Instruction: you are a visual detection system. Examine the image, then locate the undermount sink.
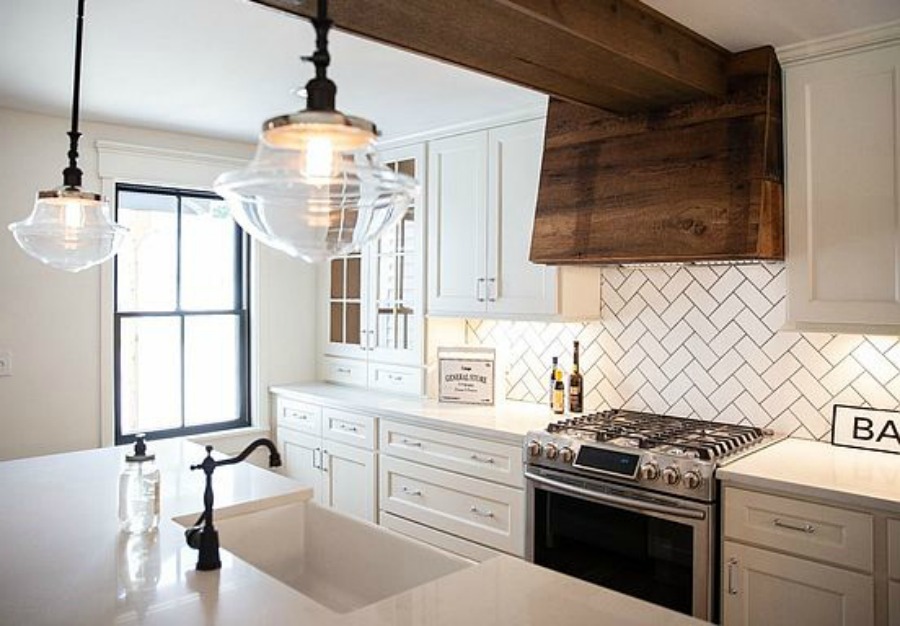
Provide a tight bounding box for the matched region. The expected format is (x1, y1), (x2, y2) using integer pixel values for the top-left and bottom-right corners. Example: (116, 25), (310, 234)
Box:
(177, 502), (471, 614)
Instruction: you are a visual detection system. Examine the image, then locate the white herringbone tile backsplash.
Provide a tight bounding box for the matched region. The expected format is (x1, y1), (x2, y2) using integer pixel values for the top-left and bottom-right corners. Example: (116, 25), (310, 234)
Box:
(466, 264), (900, 440)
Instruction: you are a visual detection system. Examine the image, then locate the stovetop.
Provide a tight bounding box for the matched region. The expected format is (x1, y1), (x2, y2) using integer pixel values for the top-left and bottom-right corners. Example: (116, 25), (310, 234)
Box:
(545, 410), (767, 461)
(525, 409), (777, 502)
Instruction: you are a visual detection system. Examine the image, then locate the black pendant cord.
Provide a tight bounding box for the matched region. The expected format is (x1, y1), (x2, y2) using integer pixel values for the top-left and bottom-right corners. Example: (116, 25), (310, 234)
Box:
(303, 0), (336, 112)
(62, 0), (86, 189)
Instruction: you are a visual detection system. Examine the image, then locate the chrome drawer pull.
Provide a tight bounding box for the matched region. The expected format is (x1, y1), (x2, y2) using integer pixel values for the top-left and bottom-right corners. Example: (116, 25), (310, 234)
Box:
(338, 423), (359, 433)
(387, 374), (404, 382)
(773, 518), (815, 534)
(469, 505), (494, 518)
(288, 411), (308, 421)
(401, 486), (422, 497)
(337, 367), (352, 374)
(470, 453), (495, 464)
(400, 439), (423, 448)
(727, 558), (739, 595)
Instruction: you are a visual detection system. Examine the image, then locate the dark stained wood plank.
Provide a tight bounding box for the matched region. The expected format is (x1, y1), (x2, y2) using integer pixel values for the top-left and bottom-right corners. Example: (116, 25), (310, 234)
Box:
(251, 0), (729, 113)
(530, 47), (784, 264)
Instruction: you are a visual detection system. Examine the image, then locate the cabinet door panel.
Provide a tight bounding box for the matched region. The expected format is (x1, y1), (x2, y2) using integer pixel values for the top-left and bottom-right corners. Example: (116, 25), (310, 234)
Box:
(786, 44), (900, 329)
(427, 132), (488, 315)
(722, 541), (873, 626)
(322, 440), (377, 523)
(276, 428), (323, 505)
(487, 119), (558, 316)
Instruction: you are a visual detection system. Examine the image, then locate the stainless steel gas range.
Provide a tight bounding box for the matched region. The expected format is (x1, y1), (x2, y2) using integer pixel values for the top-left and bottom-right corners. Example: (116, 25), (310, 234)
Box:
(524, 410), (779, 621)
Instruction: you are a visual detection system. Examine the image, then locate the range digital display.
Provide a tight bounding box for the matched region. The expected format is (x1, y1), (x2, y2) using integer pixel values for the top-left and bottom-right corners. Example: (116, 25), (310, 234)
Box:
(574, 447), (640, 478)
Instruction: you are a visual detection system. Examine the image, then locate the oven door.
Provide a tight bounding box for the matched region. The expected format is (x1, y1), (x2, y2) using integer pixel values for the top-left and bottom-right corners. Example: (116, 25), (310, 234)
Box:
(525, 467), (715, 621)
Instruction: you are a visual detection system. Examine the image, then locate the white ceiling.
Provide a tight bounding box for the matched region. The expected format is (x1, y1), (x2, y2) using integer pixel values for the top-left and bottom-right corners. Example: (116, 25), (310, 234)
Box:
(1, 0), (898, 145)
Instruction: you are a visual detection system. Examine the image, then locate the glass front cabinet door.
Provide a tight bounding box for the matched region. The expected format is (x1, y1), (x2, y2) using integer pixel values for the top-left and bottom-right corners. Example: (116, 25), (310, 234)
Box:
(321, 144), (425, 373)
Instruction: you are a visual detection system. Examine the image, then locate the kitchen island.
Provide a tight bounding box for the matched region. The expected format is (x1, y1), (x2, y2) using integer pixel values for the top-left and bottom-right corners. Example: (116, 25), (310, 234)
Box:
(0, 438), (709, 625)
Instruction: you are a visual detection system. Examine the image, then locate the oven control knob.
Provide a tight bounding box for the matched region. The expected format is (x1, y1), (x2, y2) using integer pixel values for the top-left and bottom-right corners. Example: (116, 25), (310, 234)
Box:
(545, 443), (559, 460)
(683, 470), (702, 490)
(662, 466), (681, 486)
(559, 447), (575, 464)
(527, 441), (543, 457)
(639, 462), (660, 481)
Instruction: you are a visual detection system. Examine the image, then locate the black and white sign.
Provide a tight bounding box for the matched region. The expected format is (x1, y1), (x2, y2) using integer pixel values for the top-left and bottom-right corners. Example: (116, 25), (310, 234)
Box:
(438, 347), (495, 405)
(831, 404), (900, 455)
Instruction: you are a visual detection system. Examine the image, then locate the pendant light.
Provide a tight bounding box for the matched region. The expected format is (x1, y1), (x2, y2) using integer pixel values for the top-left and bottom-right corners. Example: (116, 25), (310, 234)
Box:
(214, 0), (417, 263)
(8, 0), (127, 273)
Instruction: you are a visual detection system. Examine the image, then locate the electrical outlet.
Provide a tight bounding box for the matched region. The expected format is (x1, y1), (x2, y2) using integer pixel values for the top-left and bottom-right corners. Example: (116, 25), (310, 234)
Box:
(0, 351), (12, 377)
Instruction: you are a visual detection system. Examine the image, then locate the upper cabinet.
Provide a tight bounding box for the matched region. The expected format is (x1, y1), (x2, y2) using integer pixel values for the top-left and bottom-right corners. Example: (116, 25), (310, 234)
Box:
(785, 39), (900, 333)
(319, 144), (426, 394)
(427, 118), (601, 320)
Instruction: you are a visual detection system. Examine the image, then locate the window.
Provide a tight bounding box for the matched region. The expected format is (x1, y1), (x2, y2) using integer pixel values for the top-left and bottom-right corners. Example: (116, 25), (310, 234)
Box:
(114, 184), (249, 444)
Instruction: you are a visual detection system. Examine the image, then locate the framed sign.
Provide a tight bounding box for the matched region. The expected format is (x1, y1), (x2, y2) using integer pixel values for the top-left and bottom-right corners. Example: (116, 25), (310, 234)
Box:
(831, 404), (900, 455)
(438, 347), (495, 405)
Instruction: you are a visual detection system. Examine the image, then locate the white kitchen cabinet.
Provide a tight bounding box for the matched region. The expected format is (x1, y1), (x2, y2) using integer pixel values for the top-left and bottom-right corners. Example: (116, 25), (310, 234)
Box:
(785, 41), (900, 333)
(378, 419), (527, 558)
(722, 541), (874, 626)
(275, 398), (378, 523)
(319, 143), (426, 394)
(721, 486), (877, 626)
(427, 118), (601, 320)
(321, 439), (377, 522)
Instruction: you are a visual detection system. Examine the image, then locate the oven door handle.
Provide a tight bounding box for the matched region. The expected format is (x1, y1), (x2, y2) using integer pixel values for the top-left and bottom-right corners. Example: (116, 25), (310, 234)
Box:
(524, 471), (707, 521)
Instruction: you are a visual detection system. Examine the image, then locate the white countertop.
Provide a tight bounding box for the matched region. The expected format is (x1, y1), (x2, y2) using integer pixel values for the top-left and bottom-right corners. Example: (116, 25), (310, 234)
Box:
(271, 382), (554, 444)
(0, 437), (711, 626)
(717, 438), (900, 513)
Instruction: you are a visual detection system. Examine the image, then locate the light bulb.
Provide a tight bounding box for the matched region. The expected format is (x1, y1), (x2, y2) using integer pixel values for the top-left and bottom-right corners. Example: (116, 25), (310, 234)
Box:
(305, 136), (334, 180)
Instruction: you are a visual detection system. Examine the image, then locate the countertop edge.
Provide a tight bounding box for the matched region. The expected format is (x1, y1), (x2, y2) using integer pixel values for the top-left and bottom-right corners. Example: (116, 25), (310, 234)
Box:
(269, 383), (541, 445)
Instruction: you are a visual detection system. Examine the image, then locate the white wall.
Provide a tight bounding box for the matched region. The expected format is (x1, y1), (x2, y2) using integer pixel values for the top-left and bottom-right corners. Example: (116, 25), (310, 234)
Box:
(0, 107), (318, 460)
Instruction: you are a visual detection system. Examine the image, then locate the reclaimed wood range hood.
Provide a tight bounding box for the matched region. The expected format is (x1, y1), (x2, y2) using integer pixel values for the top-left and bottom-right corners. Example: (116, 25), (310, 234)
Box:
(253, 0), (784, 264)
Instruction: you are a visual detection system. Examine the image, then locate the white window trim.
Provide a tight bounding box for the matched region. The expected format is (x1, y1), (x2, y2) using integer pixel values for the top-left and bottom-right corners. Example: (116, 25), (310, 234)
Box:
(95, 141), (257, 447)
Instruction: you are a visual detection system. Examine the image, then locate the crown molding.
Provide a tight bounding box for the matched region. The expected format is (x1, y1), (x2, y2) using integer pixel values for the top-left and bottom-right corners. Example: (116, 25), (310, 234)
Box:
(777, 19), (900, 66)
(378, 103), (548, 150)
(95, 140), (249, 190)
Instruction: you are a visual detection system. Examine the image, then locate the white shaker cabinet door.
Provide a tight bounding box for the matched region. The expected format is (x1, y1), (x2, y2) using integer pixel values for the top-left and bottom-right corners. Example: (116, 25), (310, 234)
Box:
(427, 131), (489, 315)
(321, 440), (377, 523)
(277, 427), (324, 506)
(785, 43), (900, 332)
(486, 119), (558, 317)
(722, 541), (874, 626)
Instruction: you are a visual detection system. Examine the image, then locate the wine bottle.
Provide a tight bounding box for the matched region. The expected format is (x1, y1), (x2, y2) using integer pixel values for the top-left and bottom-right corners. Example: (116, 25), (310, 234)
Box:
(569, 341), (583, 413)
(552, 369), (565, 414)
(549, 356), (559, 408)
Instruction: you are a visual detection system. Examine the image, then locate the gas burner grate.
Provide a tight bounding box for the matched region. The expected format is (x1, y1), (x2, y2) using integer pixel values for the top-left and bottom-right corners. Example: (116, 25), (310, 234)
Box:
(545, 410), (766, 460)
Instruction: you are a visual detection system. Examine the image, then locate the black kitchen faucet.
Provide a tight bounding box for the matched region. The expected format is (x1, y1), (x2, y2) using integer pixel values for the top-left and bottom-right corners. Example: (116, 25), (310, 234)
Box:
(184, 438), (282, 571)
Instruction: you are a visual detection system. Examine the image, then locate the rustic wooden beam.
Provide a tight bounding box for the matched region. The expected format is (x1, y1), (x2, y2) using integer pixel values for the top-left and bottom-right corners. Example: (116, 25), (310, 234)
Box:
(251, 0), (729, 113)
(530, 47), (784, 264)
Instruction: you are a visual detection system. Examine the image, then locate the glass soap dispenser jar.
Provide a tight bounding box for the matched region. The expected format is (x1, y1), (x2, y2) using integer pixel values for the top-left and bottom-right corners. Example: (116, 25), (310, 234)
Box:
(118, 434), (160, 534)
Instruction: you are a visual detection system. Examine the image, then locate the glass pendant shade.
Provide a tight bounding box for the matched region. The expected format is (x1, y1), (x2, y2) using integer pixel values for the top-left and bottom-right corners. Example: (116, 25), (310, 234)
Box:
(215, 111), (418, 263)
(9, 187), (127, 272)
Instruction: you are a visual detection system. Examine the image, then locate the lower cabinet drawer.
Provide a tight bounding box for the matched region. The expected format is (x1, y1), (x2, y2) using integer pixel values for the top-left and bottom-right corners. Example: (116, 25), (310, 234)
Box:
(379, 511), (502, 564)
(380, 420), (524, 488)
(276, 397), (322, 436)
(323, 407), (376, 450)
(724, 487), (873, 572)
(321, 356), (367, 387)
(368, 363), (423, 396)
(379, 456), (525, 556)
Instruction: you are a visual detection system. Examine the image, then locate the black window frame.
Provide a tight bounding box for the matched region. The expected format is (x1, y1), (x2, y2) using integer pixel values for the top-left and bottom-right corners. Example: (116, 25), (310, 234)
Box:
(113, 183), (251, 445)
